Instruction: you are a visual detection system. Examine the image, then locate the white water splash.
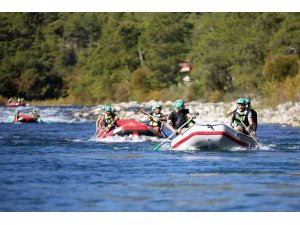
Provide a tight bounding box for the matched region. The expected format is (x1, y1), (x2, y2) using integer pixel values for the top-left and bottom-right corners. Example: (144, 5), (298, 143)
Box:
(94, 135), (162, 143)
(181, 155), (223, 161)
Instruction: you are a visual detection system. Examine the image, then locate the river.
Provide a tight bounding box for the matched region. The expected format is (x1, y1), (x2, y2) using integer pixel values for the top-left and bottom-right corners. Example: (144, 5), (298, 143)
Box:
(0, 106), (300, 211)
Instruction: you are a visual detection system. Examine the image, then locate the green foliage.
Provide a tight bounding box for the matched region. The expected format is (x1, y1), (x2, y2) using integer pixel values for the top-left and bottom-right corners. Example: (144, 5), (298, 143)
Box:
(0, 12), (299, 104)
(129, 67), (151, 101)
(140, 13), (193, 89)
(263, 54), (299, 81)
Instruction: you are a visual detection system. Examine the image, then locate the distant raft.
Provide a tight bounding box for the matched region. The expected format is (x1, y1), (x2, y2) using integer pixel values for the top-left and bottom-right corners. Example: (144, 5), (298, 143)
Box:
(6, 102), (27, 107)
(170, 123), (258, 150)
(13, 115), (39, 123)
(97, 119), (159, 138)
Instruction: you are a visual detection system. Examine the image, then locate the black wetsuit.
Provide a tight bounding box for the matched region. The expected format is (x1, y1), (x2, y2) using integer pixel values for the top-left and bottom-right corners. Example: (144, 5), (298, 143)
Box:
(168, 109), (190, 129)
(249, 108), (258, 131)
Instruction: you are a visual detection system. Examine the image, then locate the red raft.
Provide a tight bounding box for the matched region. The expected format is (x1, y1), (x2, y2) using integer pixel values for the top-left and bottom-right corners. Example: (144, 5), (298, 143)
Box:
(14, 115), (38, 123)
(6, 102), (27, 107)
(97, 119), (159, 138)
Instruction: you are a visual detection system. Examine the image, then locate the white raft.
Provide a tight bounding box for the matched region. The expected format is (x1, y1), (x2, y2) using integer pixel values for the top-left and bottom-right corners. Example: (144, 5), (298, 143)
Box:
(170, 123), (258, 150)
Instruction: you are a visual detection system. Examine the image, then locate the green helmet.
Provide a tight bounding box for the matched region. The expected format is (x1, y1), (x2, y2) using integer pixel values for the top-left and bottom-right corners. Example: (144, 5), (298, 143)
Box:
(152, 103), (162, 111)
(244, 98), (251, 104)
(104, 105), (112, 112)
(174, 99), (185, 110)
(237, 98), (246, 104)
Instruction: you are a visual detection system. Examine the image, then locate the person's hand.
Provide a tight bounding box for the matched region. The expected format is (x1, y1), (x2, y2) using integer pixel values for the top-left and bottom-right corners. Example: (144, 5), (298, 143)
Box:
(176, 128), (182, 135)
(245, 127), (251, 133)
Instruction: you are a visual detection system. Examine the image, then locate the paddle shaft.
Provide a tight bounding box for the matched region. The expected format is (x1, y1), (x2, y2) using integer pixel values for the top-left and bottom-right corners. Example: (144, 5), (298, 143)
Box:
(239, 119), (262, 146)
(141, 110), (166, 125)
(152, 117), (194, 150)
(95, 126), (111, 138)
(93, 127), (101, 138)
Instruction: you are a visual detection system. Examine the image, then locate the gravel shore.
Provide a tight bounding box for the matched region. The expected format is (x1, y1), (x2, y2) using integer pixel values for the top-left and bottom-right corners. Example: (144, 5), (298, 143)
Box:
(74, 101), (300, 127)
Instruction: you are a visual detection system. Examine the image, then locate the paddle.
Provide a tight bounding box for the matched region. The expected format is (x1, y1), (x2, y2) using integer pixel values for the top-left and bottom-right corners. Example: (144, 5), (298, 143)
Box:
(140, 109), (166, 123)
(92, 127), (101, 139)
(151, 117), (195, 151)
(95, 126), (110, 138)
(82, 127), (101, 141)
(239, 119), (262, 147)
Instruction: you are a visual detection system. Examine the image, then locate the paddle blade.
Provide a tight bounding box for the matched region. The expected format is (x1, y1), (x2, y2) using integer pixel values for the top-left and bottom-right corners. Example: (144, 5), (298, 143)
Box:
(151, 144), (161, 151)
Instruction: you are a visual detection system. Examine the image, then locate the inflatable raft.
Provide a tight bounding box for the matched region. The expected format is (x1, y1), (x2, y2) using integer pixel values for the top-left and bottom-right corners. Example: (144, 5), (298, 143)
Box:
(6, 102), (27, 107)
(14, 115), (38, 123)
(170, 123), (258, 150)
(97, 119), (158, 138)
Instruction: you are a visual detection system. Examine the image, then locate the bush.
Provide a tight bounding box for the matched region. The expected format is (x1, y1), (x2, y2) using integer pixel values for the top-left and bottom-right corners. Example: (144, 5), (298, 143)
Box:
(263, 54), (299, 81)
(281, 72), (300, 101)
(113, 84), (129, 102)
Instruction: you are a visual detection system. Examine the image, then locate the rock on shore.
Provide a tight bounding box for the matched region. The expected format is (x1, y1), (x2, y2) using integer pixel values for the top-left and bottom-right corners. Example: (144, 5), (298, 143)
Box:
(73, 101), (300, 127)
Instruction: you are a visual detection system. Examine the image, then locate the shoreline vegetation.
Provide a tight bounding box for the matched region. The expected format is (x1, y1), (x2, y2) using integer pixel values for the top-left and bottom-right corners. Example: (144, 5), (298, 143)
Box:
(0, 13), (299, 106)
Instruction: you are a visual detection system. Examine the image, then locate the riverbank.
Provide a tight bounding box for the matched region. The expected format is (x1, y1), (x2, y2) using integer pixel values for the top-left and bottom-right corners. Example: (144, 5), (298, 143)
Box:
(74, 101), (300, 127)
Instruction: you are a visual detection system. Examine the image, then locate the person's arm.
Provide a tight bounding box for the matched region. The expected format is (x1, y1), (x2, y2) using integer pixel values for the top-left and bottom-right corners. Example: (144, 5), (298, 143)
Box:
(247, 117), (254, 131)
(114, 115), (119, 122)
(186, 109), (198, 119)
(166, 112), (176, 133)
(96, 116), (104, 129)
(246, 111), (254, 132)
(166, 119), (176, 133)
(159, 115), (167, 121)
(226, 105), (237, 117)
(140, 108), (148, 115)
(140, 109), (152, 122)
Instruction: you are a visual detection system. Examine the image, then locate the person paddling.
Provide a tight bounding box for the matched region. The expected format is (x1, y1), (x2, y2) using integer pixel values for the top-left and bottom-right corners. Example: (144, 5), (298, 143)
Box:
(95, 105), (106, 132)
(231, 98), (255, 135)
(96, 105), (119, 135)
(244, 98), (258, 136)
(166, 99), (199, 135)
(140, 103), (167, 137)
(13, 109), (20, 122)
(31, 109), (41, 120)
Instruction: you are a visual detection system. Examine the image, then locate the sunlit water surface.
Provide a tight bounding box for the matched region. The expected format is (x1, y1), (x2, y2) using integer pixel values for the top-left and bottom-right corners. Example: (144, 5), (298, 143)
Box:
(0, 106), (300, 211)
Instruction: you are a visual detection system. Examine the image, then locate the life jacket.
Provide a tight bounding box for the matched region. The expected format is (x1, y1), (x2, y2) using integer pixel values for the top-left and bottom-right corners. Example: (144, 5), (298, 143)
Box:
(233, 109), (249, 127)
(104, 114), (116, 128)
(149, 112), (163, 127)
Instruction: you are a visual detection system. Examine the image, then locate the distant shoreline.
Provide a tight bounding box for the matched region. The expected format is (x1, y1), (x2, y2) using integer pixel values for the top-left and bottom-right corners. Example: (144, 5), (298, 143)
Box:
(72, 100), (300, 128)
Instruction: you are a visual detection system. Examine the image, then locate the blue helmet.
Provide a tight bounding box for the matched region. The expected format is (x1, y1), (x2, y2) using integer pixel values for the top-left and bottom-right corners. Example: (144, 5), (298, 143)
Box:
(237, 98), (246, 104)
(104, 105), (112, 112)
(152, 103), (162, 111)
(244, 98), (251, 104)
(174, 99), (185, 110)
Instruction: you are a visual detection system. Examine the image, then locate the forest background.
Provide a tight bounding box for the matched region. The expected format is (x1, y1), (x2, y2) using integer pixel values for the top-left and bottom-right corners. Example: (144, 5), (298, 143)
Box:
(0, 12), (299, 106)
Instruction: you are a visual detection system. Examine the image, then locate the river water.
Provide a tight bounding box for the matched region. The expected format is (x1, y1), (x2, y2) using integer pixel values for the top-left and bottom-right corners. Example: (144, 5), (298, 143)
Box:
(0, 106), (300, 211)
